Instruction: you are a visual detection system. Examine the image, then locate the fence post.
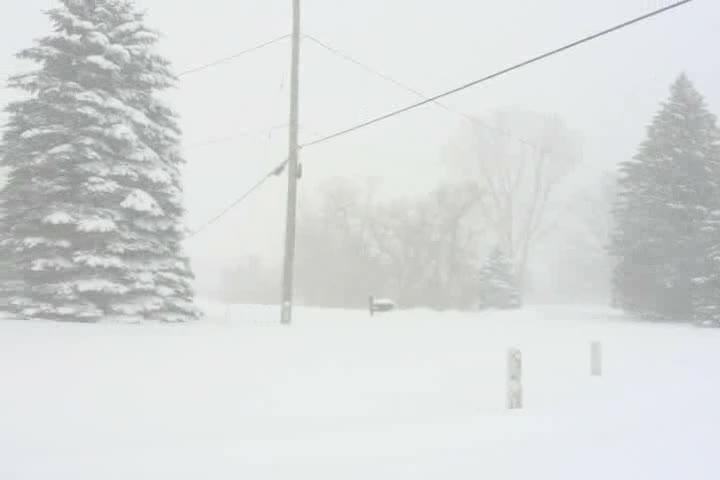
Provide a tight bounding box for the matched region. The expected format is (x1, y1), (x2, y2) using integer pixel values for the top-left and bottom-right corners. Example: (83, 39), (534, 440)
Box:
(591, 341), (602, 376)
(507, 348), (523, 409)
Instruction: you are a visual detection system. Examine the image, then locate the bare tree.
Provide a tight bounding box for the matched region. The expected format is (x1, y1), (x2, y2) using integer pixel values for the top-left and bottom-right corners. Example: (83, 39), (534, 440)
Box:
(295, 178), (384, 308)
(292, 179), (483, 310)
(367, 183), (481, 309)
(450, 110), (581, 287)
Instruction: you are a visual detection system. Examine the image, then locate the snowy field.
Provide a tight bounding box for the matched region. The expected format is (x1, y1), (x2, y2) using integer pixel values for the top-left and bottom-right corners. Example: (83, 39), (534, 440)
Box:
(1, 304), (719, 479)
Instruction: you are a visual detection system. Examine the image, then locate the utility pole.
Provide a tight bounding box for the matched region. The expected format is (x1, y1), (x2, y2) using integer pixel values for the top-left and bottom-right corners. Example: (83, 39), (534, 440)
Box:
(280, 0), (302, 325)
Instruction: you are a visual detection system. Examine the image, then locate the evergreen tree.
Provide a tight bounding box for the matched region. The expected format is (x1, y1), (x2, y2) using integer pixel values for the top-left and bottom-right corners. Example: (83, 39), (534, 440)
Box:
(0, 0), (198, 322)
(694, 193), (720, 327)
(694, 222), (720, 326)
(478, 247), (521, 310)
(611, 74), (720, 321)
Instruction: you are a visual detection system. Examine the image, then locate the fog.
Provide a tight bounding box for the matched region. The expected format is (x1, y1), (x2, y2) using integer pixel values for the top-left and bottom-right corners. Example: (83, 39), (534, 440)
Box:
(1, 0), (718, 306)
(3, 1), (720, 475)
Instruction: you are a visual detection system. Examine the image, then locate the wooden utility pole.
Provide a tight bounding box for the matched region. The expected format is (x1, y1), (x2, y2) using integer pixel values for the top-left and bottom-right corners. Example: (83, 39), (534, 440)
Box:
(280, 0), (302, 325)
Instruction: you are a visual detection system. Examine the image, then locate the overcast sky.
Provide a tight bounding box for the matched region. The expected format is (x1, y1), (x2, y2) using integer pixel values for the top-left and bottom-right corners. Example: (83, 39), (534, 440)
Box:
(1, 0), (718, 292)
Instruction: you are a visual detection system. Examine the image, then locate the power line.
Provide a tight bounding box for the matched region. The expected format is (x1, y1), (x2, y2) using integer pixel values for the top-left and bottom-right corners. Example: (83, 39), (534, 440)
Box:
(185, 123), (289, 151)
(185, 71), (291, 151)
(185, 0), (693, 241)
(303, 34), (539, 149)
(304, 35), (432, 106)
(186, 158), (287, 240)
(1, 36), (289, 81)
(301, 0), (694, 149)
(177, 34), (290, 77)
(183, 124), (323, 153)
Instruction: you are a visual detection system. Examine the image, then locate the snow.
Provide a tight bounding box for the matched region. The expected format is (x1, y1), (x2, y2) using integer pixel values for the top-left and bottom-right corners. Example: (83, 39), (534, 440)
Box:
(27, 45), (61, 59)
(42, 212), (73, 225)
(105, 44), (131, 63)
(129, 146), (161, 163)
(143, 167), (172, 185)
(110, 297), (162, 316)
(134, 217), (173, 231)
(107, 123), (137, 144)
(121, 189), (163, 216)
(0, 304), (718, 479)
(85, 55), (120, 72)
(68, 33), (85, 45)
(72, 90), (105, 105)
(114, 21), (144, 37)
(84, 32), (110, 49)
(20, 237), (71, 250)
(156, 285), (175, 296)
(63, 15), (95, 33)
(21, 127), (62, 140)
(101, 96), (153, 128)
(74, 279), (130, 295)
(85, 177), (120, 194)
(129, 31), (160, 43)
(47, 144), (74, 155)
(137, 72), (172, 88)
(72, 253), (124, 269)
(30, 258), (73, 271)
(76, 217), (117, 233)
(110, 164), (140, 179)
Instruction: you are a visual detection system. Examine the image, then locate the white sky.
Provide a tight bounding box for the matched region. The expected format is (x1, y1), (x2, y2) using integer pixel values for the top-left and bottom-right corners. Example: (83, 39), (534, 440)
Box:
(1, 0), (718, 292)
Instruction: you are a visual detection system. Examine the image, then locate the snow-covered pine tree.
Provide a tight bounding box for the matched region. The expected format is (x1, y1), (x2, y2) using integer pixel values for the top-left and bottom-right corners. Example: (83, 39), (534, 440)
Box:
(0, 0), (198, 322)
(611, 74), (720, 322)
(478, 247), (521, 310)
(695, 212), (720, 327)
(693, 141), (720, 326)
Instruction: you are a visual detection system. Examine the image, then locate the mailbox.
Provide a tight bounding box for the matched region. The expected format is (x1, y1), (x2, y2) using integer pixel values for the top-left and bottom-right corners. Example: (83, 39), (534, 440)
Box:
(369, 296), (396, 316)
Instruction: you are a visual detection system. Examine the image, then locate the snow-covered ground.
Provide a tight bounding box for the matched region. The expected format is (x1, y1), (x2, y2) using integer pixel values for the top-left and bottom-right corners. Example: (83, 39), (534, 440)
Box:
(1, 304), (719, 479)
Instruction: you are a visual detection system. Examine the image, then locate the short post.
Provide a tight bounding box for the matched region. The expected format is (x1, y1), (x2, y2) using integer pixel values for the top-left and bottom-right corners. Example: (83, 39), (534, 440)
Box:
(591, 341), (602, 376)
(507, 348), (523, 410)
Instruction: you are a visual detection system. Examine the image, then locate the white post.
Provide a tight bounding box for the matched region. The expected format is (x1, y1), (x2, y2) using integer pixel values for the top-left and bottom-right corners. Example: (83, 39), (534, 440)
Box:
(507, 348), (523, 409)
(591, 341), (602, 376)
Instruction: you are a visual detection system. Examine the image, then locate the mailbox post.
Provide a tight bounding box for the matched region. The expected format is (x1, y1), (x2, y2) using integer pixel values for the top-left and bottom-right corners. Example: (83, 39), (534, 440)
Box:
(369, 296), (396, 316)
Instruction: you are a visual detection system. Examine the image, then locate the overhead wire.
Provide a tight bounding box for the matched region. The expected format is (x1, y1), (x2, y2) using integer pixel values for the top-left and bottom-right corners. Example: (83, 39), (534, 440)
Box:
(186, 157), (288, 240)
(301, 0), (694, 149)
(303, 34), (539, 149)
(185, 123), (289, 151)
(185, 0), (695, 239)
(177, 34), (291, 77)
